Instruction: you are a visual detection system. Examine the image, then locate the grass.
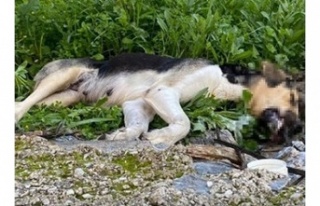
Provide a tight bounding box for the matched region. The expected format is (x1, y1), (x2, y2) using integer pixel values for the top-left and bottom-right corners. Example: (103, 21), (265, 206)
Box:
(15, 0), (305, 148)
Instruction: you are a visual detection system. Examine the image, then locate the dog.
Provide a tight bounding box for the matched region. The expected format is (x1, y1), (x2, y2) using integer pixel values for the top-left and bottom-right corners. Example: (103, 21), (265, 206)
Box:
(15, 53), (303, 150)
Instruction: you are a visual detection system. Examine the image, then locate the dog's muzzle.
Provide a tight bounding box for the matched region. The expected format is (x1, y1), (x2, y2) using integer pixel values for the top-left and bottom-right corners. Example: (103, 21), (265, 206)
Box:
(261, 108), (283, 133)
(260, 108), (301, 143)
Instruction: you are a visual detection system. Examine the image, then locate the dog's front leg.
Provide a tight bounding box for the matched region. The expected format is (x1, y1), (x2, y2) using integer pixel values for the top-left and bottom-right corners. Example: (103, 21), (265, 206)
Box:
(143, 86), (190, 150)
(104, 98), (155, 141)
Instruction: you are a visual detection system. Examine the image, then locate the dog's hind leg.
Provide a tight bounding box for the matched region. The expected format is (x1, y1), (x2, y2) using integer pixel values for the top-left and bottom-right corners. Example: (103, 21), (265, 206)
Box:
(104, 98), (155, 141)
(143, 86), (190, 151)
(37, 89), (84, 106)
(15, 67), (84, 123)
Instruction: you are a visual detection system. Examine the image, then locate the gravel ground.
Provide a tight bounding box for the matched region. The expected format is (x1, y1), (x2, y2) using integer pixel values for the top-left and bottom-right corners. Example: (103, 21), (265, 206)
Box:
(15, 135), (305, 206)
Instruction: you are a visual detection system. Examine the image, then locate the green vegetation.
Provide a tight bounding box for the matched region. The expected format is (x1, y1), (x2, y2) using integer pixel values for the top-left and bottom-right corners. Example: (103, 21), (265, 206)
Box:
(15, 0), (305, 148)
(16, 100), (123, 140)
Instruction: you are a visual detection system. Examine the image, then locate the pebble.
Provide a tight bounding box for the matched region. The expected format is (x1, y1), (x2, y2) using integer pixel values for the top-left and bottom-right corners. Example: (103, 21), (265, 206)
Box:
(206, 181), (213, 188)
(41, 197), (50, 205)
(224, 189), (233, 198)
(64, 200), (74, 206)
(74, 168), (85, 178)
(82, 193), (93, 199)
(66, 189), (75, 195)
(47, 186), (57, 194)
(290, 192), (302, 200)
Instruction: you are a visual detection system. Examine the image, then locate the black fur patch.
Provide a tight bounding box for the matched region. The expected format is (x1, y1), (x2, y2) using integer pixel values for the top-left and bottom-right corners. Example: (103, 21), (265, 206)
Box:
(263, 71), (292, 88)
(220, 63), (260, 85)
(264, 78), (283, 87)
(68, 58), (106, 69)
(98, 53), (186, 77)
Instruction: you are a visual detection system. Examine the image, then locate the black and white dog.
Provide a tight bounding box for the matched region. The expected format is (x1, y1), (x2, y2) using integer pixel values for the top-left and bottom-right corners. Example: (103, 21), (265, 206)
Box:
(15, 53), (302, 149)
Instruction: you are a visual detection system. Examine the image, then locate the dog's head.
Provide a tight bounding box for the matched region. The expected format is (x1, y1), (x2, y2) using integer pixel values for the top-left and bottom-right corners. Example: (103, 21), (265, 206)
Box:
(248, 61), (304, 144)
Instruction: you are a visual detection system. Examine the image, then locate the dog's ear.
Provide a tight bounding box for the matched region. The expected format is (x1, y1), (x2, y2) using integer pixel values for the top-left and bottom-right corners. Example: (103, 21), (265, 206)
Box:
(261, 61), (289, 87)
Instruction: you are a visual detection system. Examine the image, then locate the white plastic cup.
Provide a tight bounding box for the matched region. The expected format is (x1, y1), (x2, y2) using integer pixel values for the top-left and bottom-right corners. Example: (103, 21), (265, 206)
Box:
(247, 159), (288, 176)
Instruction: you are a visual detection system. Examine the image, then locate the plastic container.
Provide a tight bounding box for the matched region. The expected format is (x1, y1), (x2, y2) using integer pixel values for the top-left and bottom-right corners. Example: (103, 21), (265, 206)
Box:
(247, 159), (288, 176)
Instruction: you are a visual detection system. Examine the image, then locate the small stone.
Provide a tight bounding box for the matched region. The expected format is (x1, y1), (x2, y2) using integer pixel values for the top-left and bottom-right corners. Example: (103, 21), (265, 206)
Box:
(100, 189), (109, 195)
(82, 193), (93, 199)
(292, 141), (305, 151)
(149, 187), (168, 205)
(207, 181), (213, 188)
(181, 155), (191, 163)
(132, 179), (140, 187)
(24, 183), (31, 189)
(64, 200), (74, 206)
(122, 184), (130, 189)
(118, 176), (127, 181)
(66, 189), (75, 195)
(290, 192), (302, 200)
(30, 196), (41, 204)
(173, 155), (180, 160)
(224, 189), (233, 198)
(47, 186), (57, 194)
(41, 197), (50, 205)
(215, 193), (224, 198)
(74, 168), (85, 178)
(75, 187), (83, 195)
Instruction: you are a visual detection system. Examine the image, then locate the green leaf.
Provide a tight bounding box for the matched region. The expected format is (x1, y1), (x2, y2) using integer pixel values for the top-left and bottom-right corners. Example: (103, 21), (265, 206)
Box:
(266, 43), (276, 54)
(231, 50), (253, 61)
(242, 90), (252, 103)
(261, 11), (270, 20)
(192, 122), (207, 132)
(243, 139), (259, 151)
(91, 54), (105, 61)
(94, 97), (108, 107)
(156, 17), (168, 32)
(69, 118), (116, 128)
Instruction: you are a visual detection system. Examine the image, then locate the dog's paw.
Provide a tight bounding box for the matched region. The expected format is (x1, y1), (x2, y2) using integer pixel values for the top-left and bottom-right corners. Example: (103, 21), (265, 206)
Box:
(143, 133), (174, 151)
(99, 128), (141, 141)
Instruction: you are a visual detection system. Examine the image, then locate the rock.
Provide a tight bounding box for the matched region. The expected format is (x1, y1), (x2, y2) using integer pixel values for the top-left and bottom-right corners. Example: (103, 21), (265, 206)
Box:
(30, 196), (41, 205)
(148, 187), (168, 205)
(82, 193), (93, 199)
(292, 141), (305, 151)
(100, 189), (109, 195)
(268, 177), (291, 192)
(75, 187), (83, 195)
(47, 186), (57, 194)
(290, 192), (303, 200)
(224, 189), (233, 198)
(40, 197), (50, 205)
(275, 146), (305, 170)
(66, 189), (75, 195)
(173, 175), (209, 194)
(64, 200), (74, 205)
(74, 168), (85, 178)
(193, 161), (233, 175)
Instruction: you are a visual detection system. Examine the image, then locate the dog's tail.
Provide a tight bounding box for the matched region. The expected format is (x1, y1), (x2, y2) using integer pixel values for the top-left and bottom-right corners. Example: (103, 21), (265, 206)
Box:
(34, 58), (105, 84)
